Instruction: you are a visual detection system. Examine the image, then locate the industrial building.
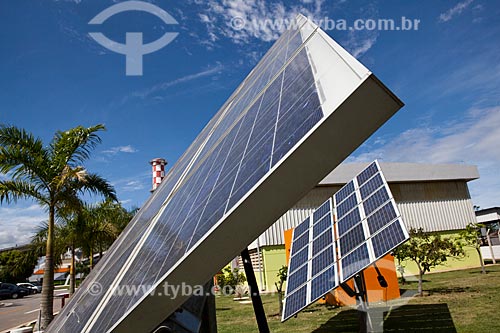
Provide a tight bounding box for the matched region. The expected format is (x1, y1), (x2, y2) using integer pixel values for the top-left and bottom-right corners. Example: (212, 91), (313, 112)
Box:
(475, 207), (500, 262)
(239, 162), (480, 291)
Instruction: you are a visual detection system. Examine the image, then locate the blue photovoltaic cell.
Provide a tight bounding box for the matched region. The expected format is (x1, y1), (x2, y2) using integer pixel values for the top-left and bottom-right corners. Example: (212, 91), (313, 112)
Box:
(337, 208), (361, 237)
(271, 49), (323, 165)
(284, 198), (336, 321)
(289, 247), (309, 273)
(283, 285), (307, 320)
(313, 200), (331, 223)
(334, 181), (355, 204)
(287, 265), (308, 293)
(293, 230), (310, 253)
(363, 187), (389, 216)
(294, 217), (310, 240)
(341, 244), (370, 281)
(336, 193), (358, 219)
(339, 223), (366, 256)
(371, 220), (406, 258)
(367, 202), (398, 235)
(313, 214), (332, 238)
(312, 229), (333, 256)
(311, 266), (336, 301)
(312, 246), (334, 276)
(360, 173), (384, 200)
(356, 162), (379, 186)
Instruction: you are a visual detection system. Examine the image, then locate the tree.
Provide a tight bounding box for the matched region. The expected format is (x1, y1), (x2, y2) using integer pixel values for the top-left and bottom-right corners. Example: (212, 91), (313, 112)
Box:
(394, 228), (465, 296)
(0, 124), (116, 329)
(81, 199), (133, 268)
(58, 207), (85, 295)
(216, 267), (246, 294)
(0, 250), (38, 283)
(460, 223), (487, 274)
(37, 199), (134, 295)
(274, 265), (287, 317)
(31, 221), (69, 270)
(54, 199), (133, 294)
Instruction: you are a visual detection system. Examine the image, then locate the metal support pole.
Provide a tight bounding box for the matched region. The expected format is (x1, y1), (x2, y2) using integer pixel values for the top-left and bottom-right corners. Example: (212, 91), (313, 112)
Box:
(487, 229), (496, 264)
(241, 248), (270, 333)
(200, 280), (218, 333)
(353, 273), (372, 333)
(256, 238), (265, 291)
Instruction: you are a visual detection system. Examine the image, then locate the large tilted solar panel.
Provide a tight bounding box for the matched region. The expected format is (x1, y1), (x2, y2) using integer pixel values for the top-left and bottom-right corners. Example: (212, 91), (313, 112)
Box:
(334, 161), (409, 283)
(49, 13), (404, 333)
(283, 199), (338, 321)
(282, 161), (409, 322)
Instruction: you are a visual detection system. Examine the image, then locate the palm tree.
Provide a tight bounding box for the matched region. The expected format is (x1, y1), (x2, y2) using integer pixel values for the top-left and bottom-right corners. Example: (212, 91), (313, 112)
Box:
(33, 203), (87, 296)
(56, 200), (133, 295)
(57, 208), (85, 295)
(0, 124), (116, 329)
(82, 201), (120, 269)
(31, 221), (68, 270)
(73, 199), (128, 271)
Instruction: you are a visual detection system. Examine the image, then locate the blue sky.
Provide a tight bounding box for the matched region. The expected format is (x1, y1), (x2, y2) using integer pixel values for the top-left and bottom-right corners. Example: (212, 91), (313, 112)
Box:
(0, 0), (499, 248)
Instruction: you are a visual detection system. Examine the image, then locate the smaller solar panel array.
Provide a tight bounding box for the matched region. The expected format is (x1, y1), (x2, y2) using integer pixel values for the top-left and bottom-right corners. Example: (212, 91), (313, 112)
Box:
(283, 199), (338, 320)
(335, 161), (408, 282)
(282, 161), (409, 321)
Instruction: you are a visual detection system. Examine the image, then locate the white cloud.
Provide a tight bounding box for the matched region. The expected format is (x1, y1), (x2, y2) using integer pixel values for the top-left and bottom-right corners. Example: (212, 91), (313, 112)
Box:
(102, 145), (138, 155)
(111, 172), (150, 193)
(131, 64), (223, 100)
(53, 0), (82, 3)
(197, 0), (379, 60)
(439, 0), (474, 22)
(122, 180), (146, 192)
(348, 106), (500, 208)
(198, 0), (326, 45)
(345, 32), (378, 58)
(0, 204), (46, 248)
(340, 4), (379, 59)
(199, 13), (211, 23)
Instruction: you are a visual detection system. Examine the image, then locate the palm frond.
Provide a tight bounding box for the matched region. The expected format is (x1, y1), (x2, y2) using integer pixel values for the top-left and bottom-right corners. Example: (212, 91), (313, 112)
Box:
(0, 125), (45, 154)
(76, 172), (117, 202)
(0, 179), (48, 204)
(50, 124), (105, 170)
(56, 195), (84, 219)
(0, 125), (51, 185)
(0, 146), (50, 187)
(30, 222), (66, 267)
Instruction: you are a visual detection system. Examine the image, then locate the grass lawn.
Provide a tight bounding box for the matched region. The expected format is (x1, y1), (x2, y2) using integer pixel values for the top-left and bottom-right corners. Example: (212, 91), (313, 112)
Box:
(216, 264), (500, 332)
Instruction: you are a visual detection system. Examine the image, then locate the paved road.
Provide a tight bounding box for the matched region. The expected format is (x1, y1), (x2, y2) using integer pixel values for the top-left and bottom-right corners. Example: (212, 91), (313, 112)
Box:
(0, 291), (67, 332)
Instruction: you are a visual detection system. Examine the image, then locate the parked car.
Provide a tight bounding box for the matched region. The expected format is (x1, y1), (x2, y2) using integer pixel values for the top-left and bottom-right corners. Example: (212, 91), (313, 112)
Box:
(0, 282), (27, 299)
(31, 281), (42, 291)
(17, 285), (31, 297)
(17, 282), (42, 294)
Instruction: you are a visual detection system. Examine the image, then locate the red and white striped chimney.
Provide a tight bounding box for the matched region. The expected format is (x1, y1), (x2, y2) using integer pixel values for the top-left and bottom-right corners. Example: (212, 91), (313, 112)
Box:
(150, 158), (167, 192)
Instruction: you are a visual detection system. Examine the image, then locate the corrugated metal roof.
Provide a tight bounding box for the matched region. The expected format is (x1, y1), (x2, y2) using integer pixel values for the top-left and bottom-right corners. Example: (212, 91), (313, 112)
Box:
(320, 162), (479, 185)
